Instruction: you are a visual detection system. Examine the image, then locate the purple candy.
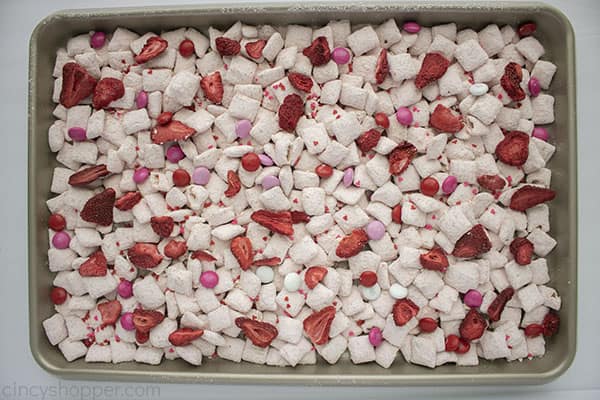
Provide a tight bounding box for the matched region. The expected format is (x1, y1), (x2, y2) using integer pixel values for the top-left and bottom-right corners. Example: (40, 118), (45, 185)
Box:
(403, 22), (421, 33)
(368, 327), (383, 347)
(120, 312), (135, 331)
(117, 280), (133, 298)
(464, 289), (483, 308)
(331, 47), (351, 65)
(90, 31), (106, 49)
(366, 221), (385, 241)
(532, 127), (549, 141)
(192, 167), (211, 185)
(235, 119), (252, 139)
(68, 127), (87, 142)
(258, 154), (274, 166)
(528, 77), (541, 97)
(136, 90), (148, 109)
(441, 175), (458, 194)
(262, 175), (280, 190)
(200, 271), (219, 289)
(342, 168), (354, 187)
(395, 107), (413, 126)
(133, 167), (150, 184)
(166, 144), (185, 163)
(52, 231), (71, 249)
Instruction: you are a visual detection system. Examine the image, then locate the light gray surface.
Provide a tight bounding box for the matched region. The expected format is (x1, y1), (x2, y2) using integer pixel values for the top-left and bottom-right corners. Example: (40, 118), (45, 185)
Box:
(2, 0), (598, 398)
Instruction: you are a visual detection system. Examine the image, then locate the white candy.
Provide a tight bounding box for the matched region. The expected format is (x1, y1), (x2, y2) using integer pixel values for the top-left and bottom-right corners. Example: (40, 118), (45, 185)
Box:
(256, 266), (274, 284)
(389, 283), (408, 299)
(469, 83), (489, 96)
(283, 273), (302, 292)
(360, 284), (382, 301)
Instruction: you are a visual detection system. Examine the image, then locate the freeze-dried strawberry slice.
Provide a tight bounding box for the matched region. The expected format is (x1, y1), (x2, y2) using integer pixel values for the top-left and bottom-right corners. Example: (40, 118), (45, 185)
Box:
(224, 170), (241, 198)
(389, 142), (417, 175)
(429, 104), (463, 133)
(245, 39), (266, 59)
(375, 49), (389, 84)
(128, 243), (163, 269)
(518, 22), (537, 38)
(303, 305), (336, 345)
(157, 111), (173, 125)
(542, 312), (560, 337)
(251, 257), (281, 266)
(92, 77), (125, 109)
(168, 328), (204, 346)
(487, 287), (515, 322)
(150, 216), (175, 238)
(278, 94), (304, 132)
(98, 300), (122, 326)
(251, 210), (294, 236)
(191, 250), (217, 262)
(419, 247), (449, 272)
(304, 266), (328, 289)
(290, 211), (310, 224)
(135, 330), (150, 344)
(60, 62), (97, 108)
(133, 309), (165, 333)
(114, 192), (142, 211)
(500, 62), (526, 101)
(235, 317), (278, 348)
(459, 309), (488, 341)
(335, 229), (369, 259)
(477, 174), (506, 191)
(510, 237), (534, 265)
(68, 164), (109, 186)
(302, 36), (331, 66)
(288, 72), (313, 93)
(164, 240), (187, 259)
(79, 250), (108, 277)
(415, 52), (450, 89)
(509, 185), (556, 211)
(200, 71), (224, 104)
(524, 323), (544, 337)
(495, 130), (529, 166)
(135, 36), (168, 64)
(356, 129), (381, 153)
(80, 188), (115, 226)
(216, 37), (241, 56)
(151, 120), (196, 144)
(231, 236), (253, 271)
(393, 298), (420, 327)
(452, 224), (492, 258)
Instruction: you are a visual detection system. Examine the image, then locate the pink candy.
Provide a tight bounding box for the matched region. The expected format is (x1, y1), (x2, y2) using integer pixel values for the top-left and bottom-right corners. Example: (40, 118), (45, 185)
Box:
(368, 327), (383, 347)
(235, 119), (252, 139)
(528, 77), (541, 97)
(258, 154), (274, 166)
(403, 22), (421, 33)
(395, 107), (413, 126)
(261, 175), (280, 190)
(441, 175), (458, 194)
(331, 47), (351, 64)
(532, 127), (549, 141)
(68, 127), (87, 141)
(192, 167), (211, 185)
(52, 231), (70, 249)
(133, 167), (150, 184)
(342, 168), (354, 187)
(136, 91), (148, 109)
(90, 31), (106, 49)
(464, 289), (483, 308)
(166, 144), (185, 163)
(120, 312), (135, 331)
(200, 271), (219, 289)
(366, 221), (385, 241)
(117, 280), (133, 298)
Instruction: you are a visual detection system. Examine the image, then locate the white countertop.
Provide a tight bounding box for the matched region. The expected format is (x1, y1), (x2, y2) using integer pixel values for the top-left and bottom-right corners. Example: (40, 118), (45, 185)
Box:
(1, 0), (598, 398)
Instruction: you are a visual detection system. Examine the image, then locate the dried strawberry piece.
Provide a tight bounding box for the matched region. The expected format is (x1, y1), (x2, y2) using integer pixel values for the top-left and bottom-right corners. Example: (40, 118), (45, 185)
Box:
(79, 250), (108, 277)
(303, 305), (336, 345)
(429, 104), (463, 133)
(500, 62), (526, 101)
(418, 317), (438, 333)
(164, 240), (187, 259)
(215, 37), (241, 56)
(415, 53), (450, 89)
(477, 174), (506, 191)
(80, 188), (115, 226)
(455, 338), (471, 354)
(335, 229), (369, 258)
(391, 204), (402, 224)
(304, 266), (328, 289)
(393, 298), (420, 327)
(518, 22), (537, 38)
(542, 312), (560, 337)
(389, 142), (417, 175)
(510, 237), (534, 265)
(445, 334), (460, 352)
(92, 77), (125, 109)
(200, 71), (224, 104)
(524, 323), (544, 338)
(495, 130), (529, 166)
(452, 224), (492, 258)
(151, 120), (196, 144)
(245, 39), (266, 59)
(128, 243), (163, 269)
(288, 72), (314, 93)
(251, 257), (281, 267)
(375, 49), (389, 84)
(278, 94), (304, 132)
(98, 300), (122, 326)
(487, 287), (515, 322)
(135, 330), (150, 344)
(251, 210), (294, 236)
(235, 317), (278, 348)
(459, 309), (488, 341)
(509, 185), (556, 211)
(168, 328), (204, 346)
(191, 250), (217, 262)
(356, 129), (381, 153)
(302, 36), (331, 66)
(68, 164), (109, 186)
(132, 309), (164, 333)
(419, 247), (449, 272)
(150, 216), (175, 238)
(157, 111), (173, 125)
(135, 36), (168, 64)
(114, 192), (142, 211)
(359, 271), (378, 287)
(224, 170), (241, 198)
(290, 211), (310, 224)
(60, 62), (97, 108)
(231, 236), (253, 271)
